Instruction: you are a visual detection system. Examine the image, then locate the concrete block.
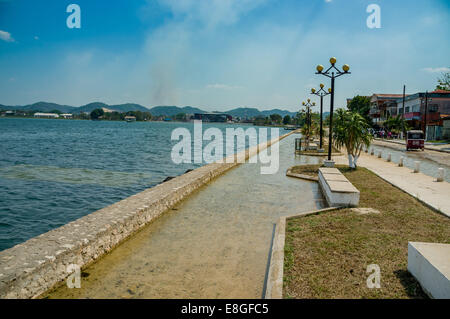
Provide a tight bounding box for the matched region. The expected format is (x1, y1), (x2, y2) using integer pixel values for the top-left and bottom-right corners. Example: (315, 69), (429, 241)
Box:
(437, 168), (444, 182)
(387, 153), (391, 162)
(414, 161), (420, 173)
(318, 168), (359, 207)
(408, 242), (450, 299)
(399, 156), (404, 167)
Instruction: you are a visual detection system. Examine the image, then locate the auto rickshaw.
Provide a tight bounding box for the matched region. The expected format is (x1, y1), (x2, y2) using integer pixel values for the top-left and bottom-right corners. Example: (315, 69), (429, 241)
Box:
(406, 130), (424, 151)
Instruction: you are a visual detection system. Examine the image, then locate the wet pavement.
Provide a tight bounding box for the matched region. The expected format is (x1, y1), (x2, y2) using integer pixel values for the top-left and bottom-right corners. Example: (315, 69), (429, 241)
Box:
(46, 133), (326, 298)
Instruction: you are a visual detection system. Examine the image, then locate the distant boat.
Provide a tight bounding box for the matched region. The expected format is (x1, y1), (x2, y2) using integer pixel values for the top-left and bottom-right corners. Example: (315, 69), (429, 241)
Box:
(284, 125), (296, 130)
(124, 116), (136, 122)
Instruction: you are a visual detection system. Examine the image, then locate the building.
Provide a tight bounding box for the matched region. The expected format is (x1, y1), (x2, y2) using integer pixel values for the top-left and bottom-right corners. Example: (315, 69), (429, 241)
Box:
(60, 113), (73, 119)
(34, 112), (59, 118)
(369, 93), (405, 127)
(367, 90), (450, 140)
(193, 113), (232, 122)
(396, 90), (450, 140)
(124, 115), (136, 122)
(443, 115), (450, 140)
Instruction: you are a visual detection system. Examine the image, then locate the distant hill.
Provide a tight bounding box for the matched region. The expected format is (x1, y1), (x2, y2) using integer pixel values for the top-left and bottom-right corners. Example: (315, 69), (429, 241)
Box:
(4, 102), (77, 113)
(108, 103), (150, 113)
(0, 101), (310, 119)
(226, 107), (297, 119)
(75, 102), (109, 113)
(148, 106), (204, 116)
(261, 109), (297, 118)
(75, 102), (151, 114)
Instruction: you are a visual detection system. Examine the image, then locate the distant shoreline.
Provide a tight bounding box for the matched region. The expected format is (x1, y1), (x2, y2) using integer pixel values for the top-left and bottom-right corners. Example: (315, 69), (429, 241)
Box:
(0, 116), (291, 127)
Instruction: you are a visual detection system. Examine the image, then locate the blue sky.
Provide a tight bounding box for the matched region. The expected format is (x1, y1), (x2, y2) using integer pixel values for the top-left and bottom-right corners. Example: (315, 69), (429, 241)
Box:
(0, 0), (449, 112)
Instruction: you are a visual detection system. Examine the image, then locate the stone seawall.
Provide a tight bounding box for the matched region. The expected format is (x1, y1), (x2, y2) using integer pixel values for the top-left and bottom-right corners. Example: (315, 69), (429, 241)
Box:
(0, 130), (296, 299)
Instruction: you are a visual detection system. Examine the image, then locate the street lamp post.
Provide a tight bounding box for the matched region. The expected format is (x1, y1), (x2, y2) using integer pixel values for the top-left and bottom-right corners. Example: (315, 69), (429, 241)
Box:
(301, 99), (316, 150)
(315, 57), (351, 162)
(311, 84), (331, 150)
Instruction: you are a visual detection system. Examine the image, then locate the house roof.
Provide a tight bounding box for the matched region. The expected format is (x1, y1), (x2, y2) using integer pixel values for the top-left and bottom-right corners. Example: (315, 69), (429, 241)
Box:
(430, 89), (450, 94)
(372, 94), (405, 97)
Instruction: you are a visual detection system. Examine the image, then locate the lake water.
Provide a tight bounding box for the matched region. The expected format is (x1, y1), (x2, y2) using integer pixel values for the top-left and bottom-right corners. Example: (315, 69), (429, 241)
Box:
(0, 118), (269, 251)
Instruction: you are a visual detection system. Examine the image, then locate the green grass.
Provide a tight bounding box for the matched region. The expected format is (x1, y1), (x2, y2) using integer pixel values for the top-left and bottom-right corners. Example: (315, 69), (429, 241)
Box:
(283, 167), (450, 299)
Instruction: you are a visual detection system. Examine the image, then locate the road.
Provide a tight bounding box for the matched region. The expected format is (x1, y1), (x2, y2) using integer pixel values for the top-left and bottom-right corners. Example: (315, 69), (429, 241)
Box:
(371, 139), (450, 169)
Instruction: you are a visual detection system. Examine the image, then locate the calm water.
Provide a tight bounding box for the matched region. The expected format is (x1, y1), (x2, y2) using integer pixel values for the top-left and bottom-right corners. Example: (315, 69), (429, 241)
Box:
(48, 134), (325, 298)
(0, 118), (267, 251)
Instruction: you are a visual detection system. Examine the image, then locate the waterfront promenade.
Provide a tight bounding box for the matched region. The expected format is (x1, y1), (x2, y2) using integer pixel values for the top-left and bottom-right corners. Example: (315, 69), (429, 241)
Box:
(47, 133), (326, 298)
(333, 151), (450, 217)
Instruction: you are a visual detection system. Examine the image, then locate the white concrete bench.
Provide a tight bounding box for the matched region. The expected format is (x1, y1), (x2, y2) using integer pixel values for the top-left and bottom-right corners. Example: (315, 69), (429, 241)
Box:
(408, 242), (450, 299)
(318, 167), (360, 207)
(308, 143), (318, 150)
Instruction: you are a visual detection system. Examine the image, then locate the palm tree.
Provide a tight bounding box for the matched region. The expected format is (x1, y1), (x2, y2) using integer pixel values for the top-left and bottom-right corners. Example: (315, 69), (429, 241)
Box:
(385, 114), (410, 138)
(333, 109), (373, 168)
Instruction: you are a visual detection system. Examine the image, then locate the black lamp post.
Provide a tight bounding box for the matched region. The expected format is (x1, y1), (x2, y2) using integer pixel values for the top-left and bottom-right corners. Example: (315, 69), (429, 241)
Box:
(301, 99), (316, 149)
(301, 99), (316, 132)
(315, 57), (351, 161)
(311, 84), (331, 150)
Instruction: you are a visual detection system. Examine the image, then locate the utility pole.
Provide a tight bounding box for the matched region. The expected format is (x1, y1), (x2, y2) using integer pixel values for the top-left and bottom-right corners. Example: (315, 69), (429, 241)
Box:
(402, 85), (406, 140)
(423, 91), (429, 140)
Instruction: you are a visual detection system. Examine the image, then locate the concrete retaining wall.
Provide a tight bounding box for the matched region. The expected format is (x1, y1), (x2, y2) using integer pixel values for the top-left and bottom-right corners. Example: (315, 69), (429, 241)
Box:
(0, 130), (297, 299)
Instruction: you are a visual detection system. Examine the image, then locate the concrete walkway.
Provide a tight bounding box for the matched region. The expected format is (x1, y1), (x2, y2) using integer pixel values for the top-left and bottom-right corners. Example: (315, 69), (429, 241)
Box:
(46, 133), (326, 299)
(333, 151), (450, 218)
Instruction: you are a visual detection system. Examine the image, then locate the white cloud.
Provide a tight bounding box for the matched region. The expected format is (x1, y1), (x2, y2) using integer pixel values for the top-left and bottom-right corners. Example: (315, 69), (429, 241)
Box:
(34, 36), (39, 40)
(422, 67), (450, 73)
(0, 30), (14, 42)
(325, 0), (333, 3)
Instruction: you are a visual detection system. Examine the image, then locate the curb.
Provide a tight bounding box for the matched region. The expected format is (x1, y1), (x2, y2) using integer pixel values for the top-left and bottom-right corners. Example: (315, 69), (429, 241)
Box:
(263, 207), (340, 299)
(285, 168), (318, 182)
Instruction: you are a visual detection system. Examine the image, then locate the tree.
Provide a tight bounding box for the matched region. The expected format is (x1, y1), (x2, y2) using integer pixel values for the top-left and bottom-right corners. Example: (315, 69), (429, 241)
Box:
(269, 113), (282, 124)
(174, 113), (186, 122)
(294, 111), (307, 127)
(384, 114), (410, 136)
(436, 72), (450, 91)
(253, 116), (265, 126)
(333, 109), (373, 168)
(347, 95), (372, 125)
(90, 108), (104, 120)
(283, 115), (291, 125)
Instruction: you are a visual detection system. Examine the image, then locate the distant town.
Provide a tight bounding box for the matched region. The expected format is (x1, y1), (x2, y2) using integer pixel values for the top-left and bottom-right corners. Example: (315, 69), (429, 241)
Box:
(2, 88), (449, 141)
(0, 102), (321, 127)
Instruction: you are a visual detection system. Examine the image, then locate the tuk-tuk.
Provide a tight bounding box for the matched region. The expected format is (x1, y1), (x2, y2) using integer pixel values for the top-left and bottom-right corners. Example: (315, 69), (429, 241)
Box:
(406, 130), (424, 151)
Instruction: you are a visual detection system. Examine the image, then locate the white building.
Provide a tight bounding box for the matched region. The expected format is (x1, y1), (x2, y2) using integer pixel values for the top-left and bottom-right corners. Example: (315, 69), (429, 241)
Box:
(34, 113), (59, 118)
